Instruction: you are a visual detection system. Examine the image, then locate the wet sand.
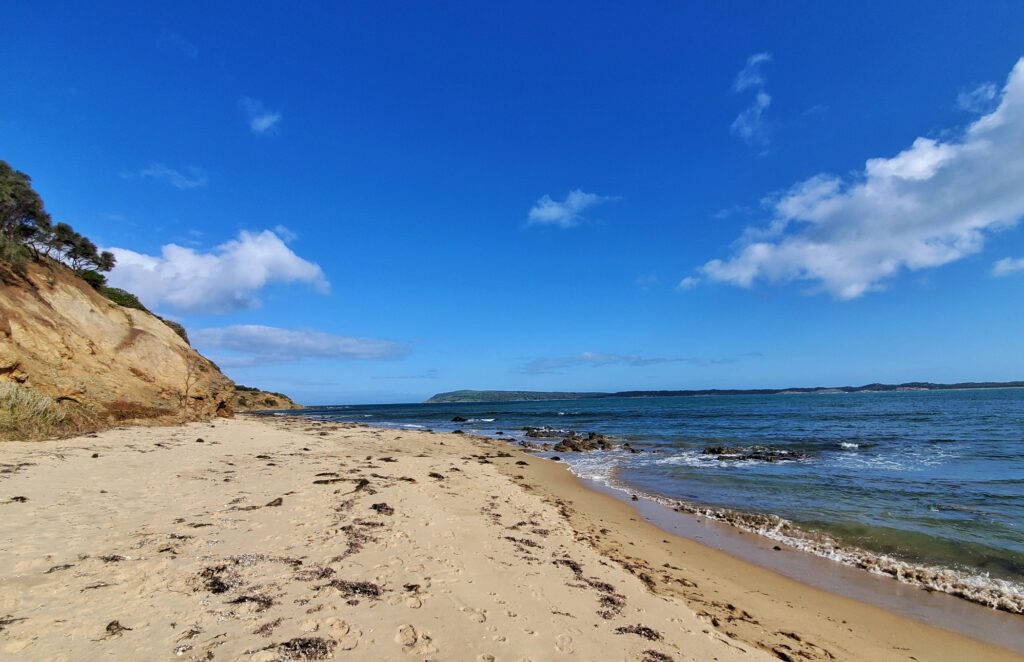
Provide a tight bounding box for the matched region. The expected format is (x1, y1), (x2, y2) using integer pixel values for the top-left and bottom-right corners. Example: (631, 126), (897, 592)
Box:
(0, 416), (1019, 661)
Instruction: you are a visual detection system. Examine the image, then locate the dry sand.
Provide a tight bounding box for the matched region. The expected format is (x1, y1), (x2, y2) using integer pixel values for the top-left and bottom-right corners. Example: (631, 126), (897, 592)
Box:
(0, 416), (1018, 661)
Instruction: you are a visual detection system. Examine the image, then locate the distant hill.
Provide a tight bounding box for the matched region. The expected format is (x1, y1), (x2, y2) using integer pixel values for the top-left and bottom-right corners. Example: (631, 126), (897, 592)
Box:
(425, 382), (1024, 403)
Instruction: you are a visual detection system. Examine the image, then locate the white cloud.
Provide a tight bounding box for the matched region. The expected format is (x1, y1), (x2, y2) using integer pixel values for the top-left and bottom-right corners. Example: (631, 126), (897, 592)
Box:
(127, 163), (208, 189)
(526, 190), (615, 228)
(520, 352), (740, 374)
(731, 52), (772, 147)
(107, 229), (328, 313)
(700, 57), (1024, 300)
(957, 82), (997, 114)
(677, 276), (700, 290)
(240, 97), (282, 134)
(192, 325), (407, 364)
(993, 257), (1024, 276)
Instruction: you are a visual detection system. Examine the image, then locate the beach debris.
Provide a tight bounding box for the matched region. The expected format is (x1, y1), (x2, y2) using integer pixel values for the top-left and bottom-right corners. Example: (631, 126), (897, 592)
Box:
(8, 496), (28, 503)
(81, 582), (111, 591)
(195, 438), (204, 443)
(265, 497), (284, 507)
(321, 579), (383, 599)
(428, 472), (445, 480)
(403, 583), (421, 593)
(91, 453), (100, 458)
(614, 624), (662, 641)
(99, 554), (129, 563)
(553, 557), (627, 619)
(226, 594), (274, 611)
(641, 650), (673, 662)
(370, 502), (394, 515)
(198, 565), (234, 594)
(0, 615), (27, 632)
(102, 620), (132, 638)
(253, 617), (283, 637)
(515, 460), (529, 466)
(295, 566), (336, 581)
(44, 563), (74, 573)
(272, 636), (336, 660)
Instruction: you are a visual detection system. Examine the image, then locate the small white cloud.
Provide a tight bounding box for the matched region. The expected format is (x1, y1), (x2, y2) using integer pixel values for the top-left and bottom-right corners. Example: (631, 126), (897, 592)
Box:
(527, 189), (615, 228)
(107, 229), (328, 314)
(240, 97), (282, 134)
(677, 276), (701, 290)
(157, 31), (198, 59)
(520, 352), (742, 374)
(127, 163), (208, 190)
(957, 82), (997, 114)
(731, 52), (773, 147)
(993, 257), (1024, 276)
(733, 52), (772, 92)
(699, 57), (1024, 299)
(192, 325), (407, 363)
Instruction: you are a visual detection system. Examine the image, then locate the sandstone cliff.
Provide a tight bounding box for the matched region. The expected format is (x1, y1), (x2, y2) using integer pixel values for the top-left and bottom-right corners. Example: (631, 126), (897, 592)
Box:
(234, 385), (303, 411)
(0, 260), (235, 439)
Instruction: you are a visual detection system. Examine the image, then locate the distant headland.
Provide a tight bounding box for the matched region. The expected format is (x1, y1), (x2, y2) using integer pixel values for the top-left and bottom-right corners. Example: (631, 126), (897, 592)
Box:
(425, 381), (1024, 403)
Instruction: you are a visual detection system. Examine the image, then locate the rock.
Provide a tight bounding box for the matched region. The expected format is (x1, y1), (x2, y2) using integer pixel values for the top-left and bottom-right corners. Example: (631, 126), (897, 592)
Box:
(451, 416), (467, 422)
(552, 431), (613, 453)
(701, 445), (807, 462)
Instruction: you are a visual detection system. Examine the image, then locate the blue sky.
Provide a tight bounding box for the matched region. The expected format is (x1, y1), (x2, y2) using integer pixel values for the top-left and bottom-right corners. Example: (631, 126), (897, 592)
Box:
(3, 2), (1024, 404)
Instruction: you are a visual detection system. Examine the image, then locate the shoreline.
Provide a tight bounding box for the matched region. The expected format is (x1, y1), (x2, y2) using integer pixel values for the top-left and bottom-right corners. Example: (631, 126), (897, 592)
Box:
(0, 416), (1019, 660)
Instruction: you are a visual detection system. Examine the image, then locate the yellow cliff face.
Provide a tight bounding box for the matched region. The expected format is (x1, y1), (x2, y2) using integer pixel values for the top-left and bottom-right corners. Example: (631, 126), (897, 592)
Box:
(0, 261), (235, 439)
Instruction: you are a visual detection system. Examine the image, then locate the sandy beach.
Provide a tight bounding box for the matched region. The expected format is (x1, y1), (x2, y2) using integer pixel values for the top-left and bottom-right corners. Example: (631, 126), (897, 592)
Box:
(0, 416), (1019, 661)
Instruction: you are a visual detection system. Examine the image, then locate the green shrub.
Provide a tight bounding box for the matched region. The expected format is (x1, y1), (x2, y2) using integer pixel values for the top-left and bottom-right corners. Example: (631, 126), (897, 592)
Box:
(156, 316), (190, 345)
(101, 287), (148, 311)
(79, 269), (107, 290)
(0, 235), (29, 271)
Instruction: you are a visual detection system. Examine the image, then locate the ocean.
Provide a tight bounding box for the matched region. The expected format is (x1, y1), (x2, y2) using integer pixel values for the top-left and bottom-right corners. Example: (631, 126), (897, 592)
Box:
(274, 388), (1024, 612)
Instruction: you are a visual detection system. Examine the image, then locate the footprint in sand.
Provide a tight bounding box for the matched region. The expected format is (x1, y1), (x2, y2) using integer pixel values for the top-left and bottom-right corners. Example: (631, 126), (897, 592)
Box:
(555, 633), (575, 654)
(395, 623), (437, 655)
(327, 617), (361, 650)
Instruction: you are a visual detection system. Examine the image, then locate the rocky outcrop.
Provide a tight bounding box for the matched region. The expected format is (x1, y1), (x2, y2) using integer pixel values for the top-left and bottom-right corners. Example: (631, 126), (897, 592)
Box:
(235, 386), (302, 411)
(0, 260), (235, 439)
(702, 446), (808, 462)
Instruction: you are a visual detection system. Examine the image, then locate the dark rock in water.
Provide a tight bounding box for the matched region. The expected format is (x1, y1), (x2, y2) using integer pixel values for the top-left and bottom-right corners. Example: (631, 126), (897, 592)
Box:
(701, 445), (807, 462)
(451, 429), (464, 435)
(524, 426), (568, 439)
(451, 416), (468, 422)
(553, 432), (613, 453)
(550, 456), (561, 461)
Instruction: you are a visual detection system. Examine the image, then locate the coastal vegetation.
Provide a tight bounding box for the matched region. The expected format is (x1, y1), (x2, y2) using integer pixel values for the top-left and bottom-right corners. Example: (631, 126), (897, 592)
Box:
(426, 381), (1024, 403)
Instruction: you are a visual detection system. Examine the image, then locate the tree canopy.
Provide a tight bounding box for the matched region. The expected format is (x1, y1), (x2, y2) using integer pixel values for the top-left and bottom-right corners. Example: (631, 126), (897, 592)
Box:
(0, 160), (115, 278)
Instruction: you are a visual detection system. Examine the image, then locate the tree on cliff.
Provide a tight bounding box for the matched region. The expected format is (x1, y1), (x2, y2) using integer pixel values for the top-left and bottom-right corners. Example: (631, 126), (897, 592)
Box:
(0, 160), (115, 279)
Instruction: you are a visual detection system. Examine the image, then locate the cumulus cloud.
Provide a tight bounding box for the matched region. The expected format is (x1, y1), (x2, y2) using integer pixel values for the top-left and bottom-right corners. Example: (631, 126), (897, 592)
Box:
(520, 352), (740, 374)
(526, 190), (616, 228)
(993, 257), (1024, 276)
(191, 325), (407, 364)
(107, 230), (328, 313)
(125, 163), (208, 189)
(957, 82), (997, 114)
(240, 97), (282, 134)
(731, 52), (772, 147)
(697, 57), (1024, 300)
(677, 276), (700, 291)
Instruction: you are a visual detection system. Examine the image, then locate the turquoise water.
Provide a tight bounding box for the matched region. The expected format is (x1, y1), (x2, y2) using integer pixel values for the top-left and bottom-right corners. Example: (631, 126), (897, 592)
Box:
(283, 389), (1024, 608)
